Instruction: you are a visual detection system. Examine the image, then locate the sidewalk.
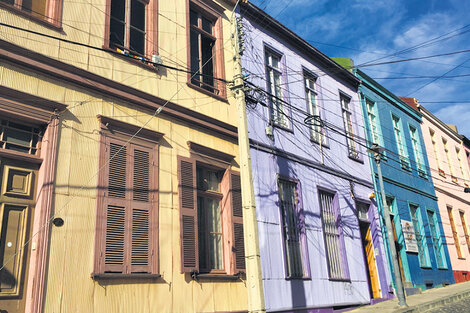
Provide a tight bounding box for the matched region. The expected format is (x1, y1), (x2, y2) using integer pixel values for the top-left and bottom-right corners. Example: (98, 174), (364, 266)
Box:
(350, 281), (470, 313)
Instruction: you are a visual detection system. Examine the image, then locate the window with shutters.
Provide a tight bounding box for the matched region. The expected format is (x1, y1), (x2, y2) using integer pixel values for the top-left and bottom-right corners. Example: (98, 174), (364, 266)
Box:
(105, 0), (157, 58)
(93, 118), (161, 277)
(278, 178), (308, 278)
(319, 189), (349, 280)
(178, 155), (244, 276)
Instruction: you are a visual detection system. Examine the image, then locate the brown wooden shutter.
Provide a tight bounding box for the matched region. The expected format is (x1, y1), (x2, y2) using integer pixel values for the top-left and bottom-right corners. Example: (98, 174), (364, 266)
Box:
(130, 146), (153, 273)
(178, 156), (198, 273)
(103, 141), (128, 273)
(231, 172), (246, 272)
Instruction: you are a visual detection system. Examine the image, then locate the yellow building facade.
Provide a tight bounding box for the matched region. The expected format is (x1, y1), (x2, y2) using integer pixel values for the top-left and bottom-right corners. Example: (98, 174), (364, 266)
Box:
(0, 0), (248, 312)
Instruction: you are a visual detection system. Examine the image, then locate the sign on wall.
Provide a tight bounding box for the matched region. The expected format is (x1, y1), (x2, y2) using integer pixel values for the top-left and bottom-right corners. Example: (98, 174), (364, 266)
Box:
(401, 220), (419, 253)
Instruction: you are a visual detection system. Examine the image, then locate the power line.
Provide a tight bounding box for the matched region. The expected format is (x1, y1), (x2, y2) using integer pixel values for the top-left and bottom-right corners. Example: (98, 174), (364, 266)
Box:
(0, 22), (231, 84)
(0, 1), (243, 273)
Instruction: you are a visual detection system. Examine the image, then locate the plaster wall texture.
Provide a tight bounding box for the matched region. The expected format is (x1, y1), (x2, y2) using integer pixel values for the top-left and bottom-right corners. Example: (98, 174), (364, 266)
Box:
(356, 71), (455, 290)
(239, 11), (391, 311)
(419, 108), (470, 275)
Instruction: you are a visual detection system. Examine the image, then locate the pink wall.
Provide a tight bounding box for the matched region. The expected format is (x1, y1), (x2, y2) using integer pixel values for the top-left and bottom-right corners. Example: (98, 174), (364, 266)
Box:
(419, 107), (470, 275)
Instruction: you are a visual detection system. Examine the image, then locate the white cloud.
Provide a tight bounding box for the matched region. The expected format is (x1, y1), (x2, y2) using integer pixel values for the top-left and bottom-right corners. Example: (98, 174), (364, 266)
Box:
(434, 104), (470, 137)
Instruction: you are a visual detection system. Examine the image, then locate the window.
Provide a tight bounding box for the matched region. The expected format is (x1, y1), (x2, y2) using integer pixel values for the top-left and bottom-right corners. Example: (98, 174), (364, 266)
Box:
(197, 167), (224, 271)
(265, 49), (288, 128)
(442, 138), (456, 182)
(107, 0), (156, 57)
(340, 94), (358, 159)
(426, 210), (445, 268)
(459, 211), (470, 254)
(430, 129), (444, 176)
(409, 126), (426, 177)
(190, 9), (216, 93)
(0, 120), (42, 155)
(278, 179), (306, 278)
(447, 207), (462, 258)
(319, 190), (349, 280)
(409, 204), (428, 267)
(178, 156), (245, 275)
(93, 117), (160, 276)
(187, 2), (225, 97)
(0, 0), (61, 26)
(392, 115), (409, 170)
(304, 73), (324, 144)
(456, 147), (468, 184)
(365, 99), (381, 146)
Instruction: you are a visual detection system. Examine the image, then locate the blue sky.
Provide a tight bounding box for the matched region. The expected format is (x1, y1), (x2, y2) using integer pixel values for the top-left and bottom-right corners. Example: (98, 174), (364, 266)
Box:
(249, 0), (470, 138)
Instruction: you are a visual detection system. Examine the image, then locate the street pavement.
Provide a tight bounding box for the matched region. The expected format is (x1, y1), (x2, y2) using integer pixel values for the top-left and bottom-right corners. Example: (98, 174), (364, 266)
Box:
(350, 281), (470, 313)
(423, 297), (470, 313)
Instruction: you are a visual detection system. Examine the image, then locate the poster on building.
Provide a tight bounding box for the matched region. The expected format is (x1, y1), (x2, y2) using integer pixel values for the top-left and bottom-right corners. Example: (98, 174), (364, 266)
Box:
(401, 220), (419, 253)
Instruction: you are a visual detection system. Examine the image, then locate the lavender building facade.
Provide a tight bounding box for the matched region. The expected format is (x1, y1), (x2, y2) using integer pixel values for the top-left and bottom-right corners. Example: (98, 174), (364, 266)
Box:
(238, 3), (392, 312)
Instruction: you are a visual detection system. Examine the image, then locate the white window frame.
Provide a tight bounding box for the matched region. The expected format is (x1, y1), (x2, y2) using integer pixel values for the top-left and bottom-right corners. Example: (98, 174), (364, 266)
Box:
(392, 115), (409, 170)
(340, 93), (358, 159)
(409, 125), (426, 177)
(304, 72), (324, 144)
(265, 49), (288, 128)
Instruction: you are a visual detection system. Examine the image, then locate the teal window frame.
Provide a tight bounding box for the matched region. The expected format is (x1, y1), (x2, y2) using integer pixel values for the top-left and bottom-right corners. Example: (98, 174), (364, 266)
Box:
(409, 203), (431, 268)
(426, 209), (447, 269)
(408, 124), (427, 178)
(391, 114), (410, 170)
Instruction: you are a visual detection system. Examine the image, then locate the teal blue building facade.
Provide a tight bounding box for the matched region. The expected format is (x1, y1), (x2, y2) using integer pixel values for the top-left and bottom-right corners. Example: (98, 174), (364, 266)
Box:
(355, 69), (455, 291)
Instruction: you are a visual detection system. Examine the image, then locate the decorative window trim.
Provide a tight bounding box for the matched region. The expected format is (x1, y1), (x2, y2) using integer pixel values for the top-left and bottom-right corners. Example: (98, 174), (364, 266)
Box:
(0, 0), (63, 29)
(103, 0), (158, 60)
(92, 116), (163, 277)
(186, 0), (227, 99)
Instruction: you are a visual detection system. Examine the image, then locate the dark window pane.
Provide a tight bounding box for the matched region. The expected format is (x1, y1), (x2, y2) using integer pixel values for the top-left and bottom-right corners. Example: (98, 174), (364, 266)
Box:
(110, 0), (125, 22)
(190, 10), (198, 26)
(201, 36), (214, 88)
(4, 128), (31, 147)
(130, 0), (145, 31)
(190, 30), (200, 84)
(130, 28), (145, 55)
(0, 0), (15, 5)
(21, 0), (32, 12)
(202, 17), (212, 34)
(8, 122), (33, 133)
(198, 197), (207, 270)
(110, 19), (125, 47)
(5, 143), (30, 154)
